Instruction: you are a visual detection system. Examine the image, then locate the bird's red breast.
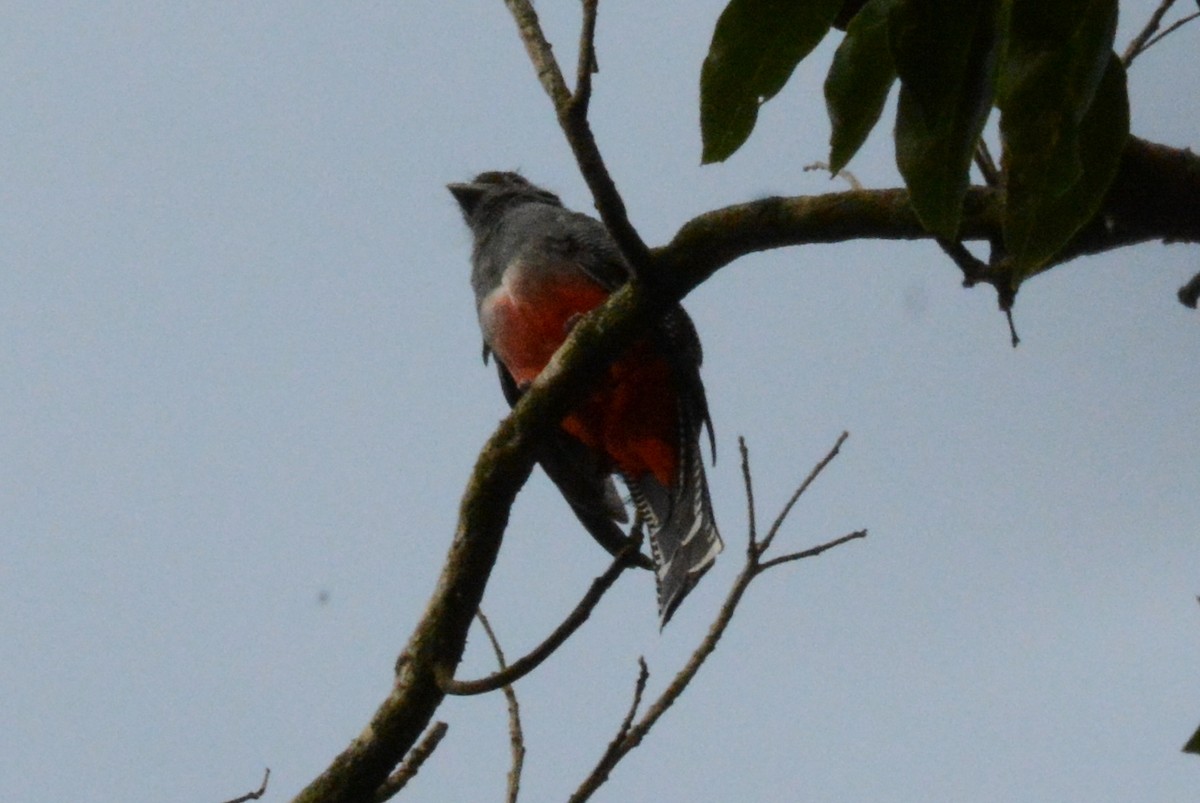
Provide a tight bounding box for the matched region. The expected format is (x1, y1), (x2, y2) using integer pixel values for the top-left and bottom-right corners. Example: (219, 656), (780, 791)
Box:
(482, 268), (679, 489)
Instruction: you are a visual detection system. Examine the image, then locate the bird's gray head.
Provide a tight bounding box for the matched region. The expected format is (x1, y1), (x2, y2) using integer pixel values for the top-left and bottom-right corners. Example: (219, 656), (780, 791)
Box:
(447, 171), (562, 229)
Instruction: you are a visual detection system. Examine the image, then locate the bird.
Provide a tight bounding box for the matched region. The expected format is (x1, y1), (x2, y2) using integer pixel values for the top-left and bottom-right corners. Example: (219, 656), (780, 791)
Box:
(449, 171), (722, 625)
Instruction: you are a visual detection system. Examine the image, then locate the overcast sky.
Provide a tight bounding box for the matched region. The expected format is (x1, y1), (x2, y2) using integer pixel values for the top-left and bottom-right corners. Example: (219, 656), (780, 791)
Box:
(2, 2), (1198, 801)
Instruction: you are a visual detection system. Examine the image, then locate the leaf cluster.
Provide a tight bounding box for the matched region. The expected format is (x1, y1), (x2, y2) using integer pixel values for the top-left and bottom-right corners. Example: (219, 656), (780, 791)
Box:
(701, 0), (1132, 283)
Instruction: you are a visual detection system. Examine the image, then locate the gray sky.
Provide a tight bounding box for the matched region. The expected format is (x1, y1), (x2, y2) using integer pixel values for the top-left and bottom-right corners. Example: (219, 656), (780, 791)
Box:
(2, 2), (1197, 801)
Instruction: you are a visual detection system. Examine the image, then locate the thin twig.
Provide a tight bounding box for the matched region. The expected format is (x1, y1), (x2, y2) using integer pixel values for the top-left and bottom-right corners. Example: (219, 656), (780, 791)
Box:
(973, 140), (1000, 188)
(1123, 0), (1180, 65)
(934, 238), (1020, 345)
(936, 237), (989, 286)
(758, 530), (870, 571)
(439, 543), (637, 695)
(759, 432), (849, 554)
(374, 722), (449, 802)
(220, 768), (269, 803)
(574, 0), (599, 112)
(589, 657), (649, 779)
(503, 0), (652, 277)
(569, 558), (758, 801)
(1140, 11), (1200, 56)
(570, 434), (865, 801)
(1004, 309), (1021, 348)
(503, 0), (571, 107)
(739, 437), (758, 555)
(803, 161), (863, 190)
(477, 610), (525, 803)
(615, 657), (649, 745)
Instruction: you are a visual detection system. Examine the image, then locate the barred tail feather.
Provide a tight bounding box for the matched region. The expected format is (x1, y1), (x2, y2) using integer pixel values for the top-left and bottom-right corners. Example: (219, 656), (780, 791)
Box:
(629, 444), (723, 626)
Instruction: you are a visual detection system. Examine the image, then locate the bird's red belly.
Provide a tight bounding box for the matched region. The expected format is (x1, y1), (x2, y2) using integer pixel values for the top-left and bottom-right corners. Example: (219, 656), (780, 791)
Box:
(485, 279), (678, 488)
(561, 342), (678, 488)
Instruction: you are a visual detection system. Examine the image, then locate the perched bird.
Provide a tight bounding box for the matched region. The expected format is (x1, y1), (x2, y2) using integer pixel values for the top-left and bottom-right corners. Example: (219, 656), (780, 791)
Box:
(449, 172), (722, 624)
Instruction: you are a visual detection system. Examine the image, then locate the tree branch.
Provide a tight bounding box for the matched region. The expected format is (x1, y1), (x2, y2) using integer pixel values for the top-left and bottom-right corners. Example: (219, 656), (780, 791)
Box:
(587, 656), (649, 787)
(758, 530), (870, 572)
(740, 437), (759, 555)
(475, 611), (525, 803)
(502, 0), (571, 107)
(295, 131), (1199, 803)
(373, 722), (449, 803)
(655, 137), (1200, 300)
(1139, 11), (1200, 57)
(759, 432), (849, 555)
(934, 238), (1020, 345)
(1054, 137), (1200, 266)
(438, 542), (639, 696)
(574, 0), (599, 112)
(291, 286), (662, 801)
(221, 768), (270, 803)
(294, 7), (1200, 800)
(504, 0), (652, 276)
(1124, 0), (1179, 64)
(569, 435), (866, 801)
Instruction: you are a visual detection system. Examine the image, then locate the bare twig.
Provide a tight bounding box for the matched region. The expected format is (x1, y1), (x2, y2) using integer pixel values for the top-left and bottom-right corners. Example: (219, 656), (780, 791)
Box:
(295, 136), (1198, 803)
(574, 0), (599, 111)
(652, 136), (1200, 293)
(758, 530), (870, 571)
(936, 237), (990, 286)
(570, 434), (866, 801)
(569, 565), (753, 800)
(587, 657), (650, 782)
(1123, 0), (1180, 65)
(803, 161), (863, 190)
(1140, 11), (1200, 57)
(615, 658), (650, 745)
(973, 140), (1000, 188)
(1004, 309), (1021, 348)
(739, 437), (758, 555)
(502, 0), (571, 107)
(294, 5), (1199, 799)
(374, 722), (449, 803)
(220, 768), (269, 803)
(504, 0), (652, 277)
(439, 541), (638, 695)
(476, 611), (525, 803)
(759, 432), (849, 554)
(934, 238), (1020, 345)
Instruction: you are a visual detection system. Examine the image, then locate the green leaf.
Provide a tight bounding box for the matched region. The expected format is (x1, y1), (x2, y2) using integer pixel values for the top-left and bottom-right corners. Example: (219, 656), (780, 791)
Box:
(998, 0), (1119, 273)
(825, 0), (899, 173)
(833, 0), (872, 30)
(890, 0), (1000, 238)
(701, 0), (843, 164)
(1185, 722), (1200, 756)
(1004, 53), (1129, 280)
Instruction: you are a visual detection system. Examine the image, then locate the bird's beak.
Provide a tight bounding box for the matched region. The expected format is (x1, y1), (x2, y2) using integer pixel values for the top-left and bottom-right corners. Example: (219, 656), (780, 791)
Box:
(447, 181), (486, 217)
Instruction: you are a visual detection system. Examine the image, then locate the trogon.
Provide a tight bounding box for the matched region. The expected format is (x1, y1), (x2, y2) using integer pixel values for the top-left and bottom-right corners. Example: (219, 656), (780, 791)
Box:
(449, 171), (722, 625)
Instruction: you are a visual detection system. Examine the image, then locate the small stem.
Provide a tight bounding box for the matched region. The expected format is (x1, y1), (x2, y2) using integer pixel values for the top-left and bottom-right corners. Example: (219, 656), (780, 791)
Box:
(439, 546), (635, 695)
(739, 437), (758, 555)
(1123, 0), (1180, 65)
(476, 611), (525, 803)
(374, 723), (450, 802)
(760, 432), (849, 554)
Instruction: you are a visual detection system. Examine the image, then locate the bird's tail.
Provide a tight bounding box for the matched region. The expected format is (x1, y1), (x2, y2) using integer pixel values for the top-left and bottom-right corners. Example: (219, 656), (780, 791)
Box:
(629, 440), (723, 626)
